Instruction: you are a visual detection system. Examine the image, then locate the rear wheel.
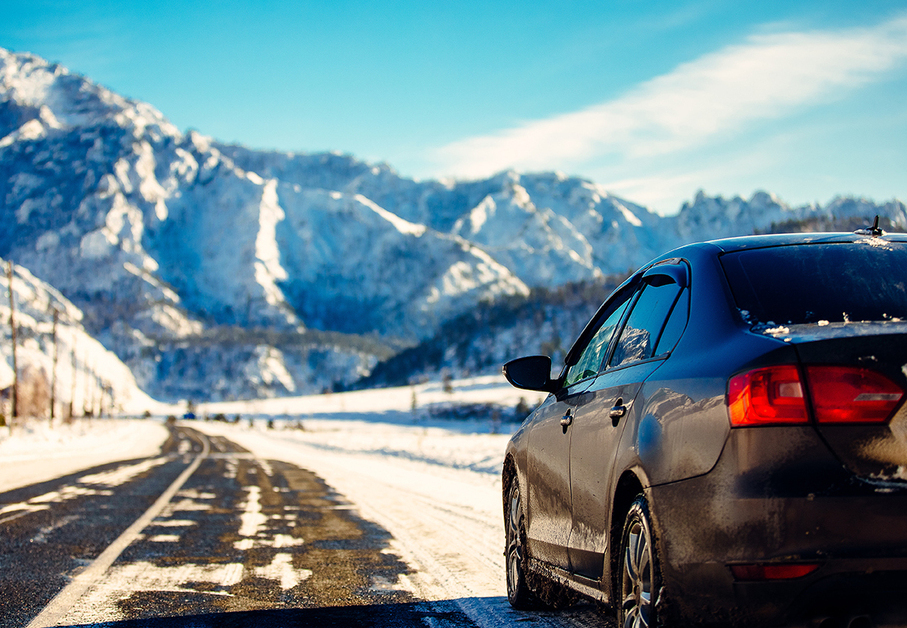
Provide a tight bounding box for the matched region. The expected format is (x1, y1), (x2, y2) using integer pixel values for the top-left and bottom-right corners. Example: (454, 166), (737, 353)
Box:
(505, 480), (534, 609)
(619, 496), (662, 628)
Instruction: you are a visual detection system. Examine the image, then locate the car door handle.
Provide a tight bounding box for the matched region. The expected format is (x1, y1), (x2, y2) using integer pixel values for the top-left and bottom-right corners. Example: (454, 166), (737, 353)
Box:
(610, 399), (627, 426)
(560, 410), (574, 433)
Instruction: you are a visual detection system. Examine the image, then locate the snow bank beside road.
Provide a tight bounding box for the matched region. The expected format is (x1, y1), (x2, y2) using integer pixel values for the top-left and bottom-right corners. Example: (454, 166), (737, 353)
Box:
(198, 374), (544, 419)
(0, 418), (169, 493)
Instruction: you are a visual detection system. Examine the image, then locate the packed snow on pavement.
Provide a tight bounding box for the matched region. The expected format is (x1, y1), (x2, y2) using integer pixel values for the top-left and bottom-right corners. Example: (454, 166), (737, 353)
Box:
(1, 376), (607, 627)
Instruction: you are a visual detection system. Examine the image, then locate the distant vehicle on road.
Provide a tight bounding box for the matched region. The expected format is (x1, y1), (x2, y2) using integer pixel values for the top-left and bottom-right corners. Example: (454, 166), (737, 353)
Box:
(503, 227), (907, 627)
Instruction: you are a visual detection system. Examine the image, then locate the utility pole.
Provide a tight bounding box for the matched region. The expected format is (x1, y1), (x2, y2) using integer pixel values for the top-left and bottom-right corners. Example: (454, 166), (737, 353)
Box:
(98, 375), (105, 418)
(6, 262), (18, 422)
(50, 308), (59, 423)
(84, 362), (93, 418)
(69, 338), (77, 420)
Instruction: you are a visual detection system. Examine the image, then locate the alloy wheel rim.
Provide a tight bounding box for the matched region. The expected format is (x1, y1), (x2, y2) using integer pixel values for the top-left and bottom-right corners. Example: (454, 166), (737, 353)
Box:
(506, 485), (523, 598)
(622, 520), (653, 628)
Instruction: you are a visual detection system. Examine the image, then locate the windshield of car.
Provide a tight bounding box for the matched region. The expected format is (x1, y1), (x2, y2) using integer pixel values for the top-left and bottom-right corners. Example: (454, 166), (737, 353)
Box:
(720, 240), (907, 326)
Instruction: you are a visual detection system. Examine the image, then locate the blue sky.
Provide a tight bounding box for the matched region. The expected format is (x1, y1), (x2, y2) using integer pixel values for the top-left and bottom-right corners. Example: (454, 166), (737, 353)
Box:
(3, 1), (907, 214)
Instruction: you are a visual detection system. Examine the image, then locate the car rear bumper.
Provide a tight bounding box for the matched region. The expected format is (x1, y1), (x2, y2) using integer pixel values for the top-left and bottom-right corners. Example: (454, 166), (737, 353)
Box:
(647, 428), (907, 627)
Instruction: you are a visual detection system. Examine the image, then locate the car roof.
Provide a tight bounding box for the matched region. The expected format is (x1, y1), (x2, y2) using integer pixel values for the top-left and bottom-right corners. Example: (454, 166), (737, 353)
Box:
(690, 231), (907, 254)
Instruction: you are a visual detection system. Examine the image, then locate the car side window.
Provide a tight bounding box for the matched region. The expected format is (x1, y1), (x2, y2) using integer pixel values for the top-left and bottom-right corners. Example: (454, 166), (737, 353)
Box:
(564, 296), (631, 387)
(610, 281), (684, 368)
(654, 287), (689, 356)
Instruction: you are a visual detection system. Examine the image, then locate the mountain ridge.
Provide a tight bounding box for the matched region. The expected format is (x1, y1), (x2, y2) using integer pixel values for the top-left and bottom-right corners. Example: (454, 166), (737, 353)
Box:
(2, 46), (906, 401)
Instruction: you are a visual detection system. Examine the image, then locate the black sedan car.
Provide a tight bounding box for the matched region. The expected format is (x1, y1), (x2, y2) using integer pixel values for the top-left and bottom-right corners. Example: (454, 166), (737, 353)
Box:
(502, 230), (907, 628)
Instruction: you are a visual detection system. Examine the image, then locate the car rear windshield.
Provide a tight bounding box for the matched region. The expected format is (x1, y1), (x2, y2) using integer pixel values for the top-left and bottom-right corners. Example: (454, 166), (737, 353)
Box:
(720, 241), (907, 326)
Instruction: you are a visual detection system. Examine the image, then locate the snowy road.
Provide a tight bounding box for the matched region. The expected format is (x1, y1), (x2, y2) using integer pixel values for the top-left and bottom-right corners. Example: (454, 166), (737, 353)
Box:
(0, 377), (615, 627)
(0, 426), (476, 626)
(188, 417), (611, 628)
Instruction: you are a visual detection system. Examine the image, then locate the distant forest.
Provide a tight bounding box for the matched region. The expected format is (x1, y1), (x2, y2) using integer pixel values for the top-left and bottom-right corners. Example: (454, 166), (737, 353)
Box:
(356, 276), (626, 388)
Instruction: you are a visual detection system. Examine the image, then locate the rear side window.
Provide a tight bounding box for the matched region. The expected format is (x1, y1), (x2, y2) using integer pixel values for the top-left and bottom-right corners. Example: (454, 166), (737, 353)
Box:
(655, 288), (689, 354)
(721, 241), (907, 326)
(611, 281), (685, 368)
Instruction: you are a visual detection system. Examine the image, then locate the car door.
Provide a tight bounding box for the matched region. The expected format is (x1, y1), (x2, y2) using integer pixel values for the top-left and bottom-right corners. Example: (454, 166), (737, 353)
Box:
(567, 261), (689, 580)
(524, 380), (591, 569)
(525, 284), (634, 571)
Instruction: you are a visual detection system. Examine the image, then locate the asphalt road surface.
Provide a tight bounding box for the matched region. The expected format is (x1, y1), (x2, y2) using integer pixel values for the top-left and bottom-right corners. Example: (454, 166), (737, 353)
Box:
(0, 425), (480, 627)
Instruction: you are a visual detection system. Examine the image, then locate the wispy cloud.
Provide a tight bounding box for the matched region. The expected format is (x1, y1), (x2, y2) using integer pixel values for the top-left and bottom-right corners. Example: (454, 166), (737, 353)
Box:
(431, 13), (907, 180)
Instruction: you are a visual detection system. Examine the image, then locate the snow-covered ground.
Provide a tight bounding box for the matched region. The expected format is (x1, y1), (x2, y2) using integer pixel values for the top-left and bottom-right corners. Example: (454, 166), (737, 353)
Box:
(0, 417), (169, 493)
(1, 377), (598, 627)
(0, 376), (539, 493)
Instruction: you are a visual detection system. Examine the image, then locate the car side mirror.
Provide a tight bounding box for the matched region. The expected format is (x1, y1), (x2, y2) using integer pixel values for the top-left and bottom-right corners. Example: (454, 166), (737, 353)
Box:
(503, 355), (556, 392)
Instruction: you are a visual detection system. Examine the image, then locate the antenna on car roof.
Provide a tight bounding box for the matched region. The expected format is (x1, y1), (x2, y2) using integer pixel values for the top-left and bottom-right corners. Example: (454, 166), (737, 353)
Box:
(855, 215), (884, 237)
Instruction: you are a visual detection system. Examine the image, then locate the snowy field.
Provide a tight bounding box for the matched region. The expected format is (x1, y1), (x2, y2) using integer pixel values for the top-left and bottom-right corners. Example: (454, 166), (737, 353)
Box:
(1, 377), (606, 627)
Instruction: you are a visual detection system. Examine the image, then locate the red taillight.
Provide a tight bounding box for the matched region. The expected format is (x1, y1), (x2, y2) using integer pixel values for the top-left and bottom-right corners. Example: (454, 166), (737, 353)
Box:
(728, 365), (904, 426)
(728, 365), (808, 426)
(805, 366), (903, 424)
(730, 563), (819, 581)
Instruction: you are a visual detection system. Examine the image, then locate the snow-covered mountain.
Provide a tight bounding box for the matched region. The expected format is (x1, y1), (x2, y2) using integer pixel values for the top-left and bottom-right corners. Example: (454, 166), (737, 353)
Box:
(671, 190), (907, 241)
(2, 47), (906, 401)
(0, 48), (527, 400)
(218, 150), (675, 286)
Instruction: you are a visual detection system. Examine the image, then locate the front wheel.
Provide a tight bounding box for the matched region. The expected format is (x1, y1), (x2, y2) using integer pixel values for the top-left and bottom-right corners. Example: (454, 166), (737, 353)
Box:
(618, 496), (662, 628)
(505, 480), (534, 609)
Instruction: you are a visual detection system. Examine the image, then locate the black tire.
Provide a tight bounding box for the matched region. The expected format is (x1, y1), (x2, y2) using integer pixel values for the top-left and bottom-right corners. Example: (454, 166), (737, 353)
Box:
(505, 480), (535, 609)
(618, 496), (663, 628)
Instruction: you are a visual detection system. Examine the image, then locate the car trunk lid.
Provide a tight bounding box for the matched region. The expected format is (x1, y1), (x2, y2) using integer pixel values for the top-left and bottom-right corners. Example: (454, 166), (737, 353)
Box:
(769, 323), (907, 482)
